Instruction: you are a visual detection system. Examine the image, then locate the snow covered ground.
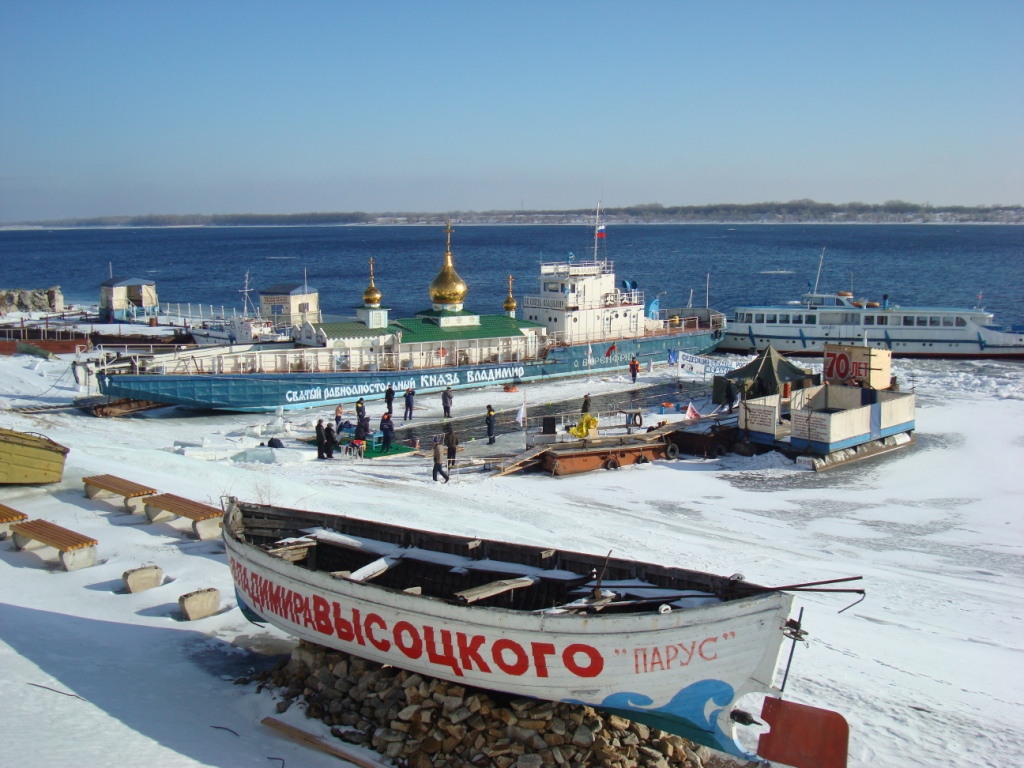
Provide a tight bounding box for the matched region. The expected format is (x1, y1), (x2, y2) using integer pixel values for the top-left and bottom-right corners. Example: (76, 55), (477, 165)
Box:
(1, 339), (1022, 768)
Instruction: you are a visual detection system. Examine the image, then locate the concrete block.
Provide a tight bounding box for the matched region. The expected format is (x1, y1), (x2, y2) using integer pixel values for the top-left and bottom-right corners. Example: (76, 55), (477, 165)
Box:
(123, 565), (164, 593)
(179, 587), (220, 620)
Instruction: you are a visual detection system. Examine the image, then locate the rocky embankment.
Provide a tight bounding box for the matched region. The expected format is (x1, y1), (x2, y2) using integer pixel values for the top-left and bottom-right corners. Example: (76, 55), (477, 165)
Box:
(246, 641), (744, 768)
(0, 286), (64, 314)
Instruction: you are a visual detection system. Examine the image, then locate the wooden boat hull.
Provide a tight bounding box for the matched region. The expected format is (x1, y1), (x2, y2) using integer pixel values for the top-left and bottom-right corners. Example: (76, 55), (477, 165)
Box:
(0, 428), (69, 484)
(542, 442), (669, 475)
(224, 500), (794, 758)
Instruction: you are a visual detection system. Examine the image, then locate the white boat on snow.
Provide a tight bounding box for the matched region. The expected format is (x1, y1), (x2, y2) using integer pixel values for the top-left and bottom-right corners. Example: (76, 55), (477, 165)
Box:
(224, 498), (855, 764)
(719, 288), (1024, 358)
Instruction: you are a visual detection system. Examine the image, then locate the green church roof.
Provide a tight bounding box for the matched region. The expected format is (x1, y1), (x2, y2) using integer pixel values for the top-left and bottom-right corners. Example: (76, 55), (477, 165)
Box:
(391, 313), (544, 344)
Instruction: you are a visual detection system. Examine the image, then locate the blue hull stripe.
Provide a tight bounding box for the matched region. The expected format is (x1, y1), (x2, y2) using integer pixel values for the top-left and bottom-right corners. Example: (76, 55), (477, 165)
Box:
(99, 331), (720, 412)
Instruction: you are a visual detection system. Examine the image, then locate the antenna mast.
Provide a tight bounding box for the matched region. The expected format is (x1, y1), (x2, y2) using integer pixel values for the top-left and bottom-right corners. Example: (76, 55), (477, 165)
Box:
(813, 247), (826, 294)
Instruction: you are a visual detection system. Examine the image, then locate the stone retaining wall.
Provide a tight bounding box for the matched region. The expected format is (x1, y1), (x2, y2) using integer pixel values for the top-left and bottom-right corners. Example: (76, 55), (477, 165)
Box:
(245, 641), (745, 768)
(0, 287), (64, 314)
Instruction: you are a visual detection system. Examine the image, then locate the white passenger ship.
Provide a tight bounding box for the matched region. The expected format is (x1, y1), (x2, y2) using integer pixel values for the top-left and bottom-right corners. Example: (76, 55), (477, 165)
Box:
(718, 290), (1024, 358)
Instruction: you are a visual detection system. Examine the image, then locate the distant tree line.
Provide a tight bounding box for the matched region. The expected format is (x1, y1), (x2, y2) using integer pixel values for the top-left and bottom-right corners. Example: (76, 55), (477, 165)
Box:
(18, 200), (1024, 227)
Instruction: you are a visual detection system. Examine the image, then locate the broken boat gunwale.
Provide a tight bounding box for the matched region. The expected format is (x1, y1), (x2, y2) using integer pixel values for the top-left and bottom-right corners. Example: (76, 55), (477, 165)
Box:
(224, 498), (796, 759)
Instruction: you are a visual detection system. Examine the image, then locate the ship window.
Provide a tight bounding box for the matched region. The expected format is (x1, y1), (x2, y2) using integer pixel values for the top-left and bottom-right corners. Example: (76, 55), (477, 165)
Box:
(902, 316), (914, 326)
(955, 316), (966, 327)
(766, 314), (777, 324)
(544, 282), (559, 292)
(754, 313), (765, 323)
(792, 314), (802, 325)
(942, 316), (953, 327)
(573, 317), (578, 323)
(805, 314), (815, 324)
(915, 316), (927, 326)
(930, 316), (941, 327)
(734, 312), (743, 322)
(864, 315), (875, 325)
(876, 316), (888, 326)
(778, 314), (789, 323)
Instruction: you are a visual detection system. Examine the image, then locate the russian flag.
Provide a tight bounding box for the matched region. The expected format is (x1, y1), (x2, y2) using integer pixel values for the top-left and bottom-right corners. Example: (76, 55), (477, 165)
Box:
(596, 225), (606, 239)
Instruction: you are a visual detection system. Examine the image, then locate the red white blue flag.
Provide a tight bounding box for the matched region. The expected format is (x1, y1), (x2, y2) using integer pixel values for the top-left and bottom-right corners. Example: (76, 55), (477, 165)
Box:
(596, 225), (606, 239)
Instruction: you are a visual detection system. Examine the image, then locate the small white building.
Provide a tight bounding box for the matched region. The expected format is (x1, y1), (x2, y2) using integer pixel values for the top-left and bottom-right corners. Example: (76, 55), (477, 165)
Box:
(99, 277), (159, 322)
(259, 284), (320, 327)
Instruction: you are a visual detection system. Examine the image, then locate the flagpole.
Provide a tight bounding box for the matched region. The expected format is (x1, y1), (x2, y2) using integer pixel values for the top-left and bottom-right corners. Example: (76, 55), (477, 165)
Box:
(521, 393), (527, 448)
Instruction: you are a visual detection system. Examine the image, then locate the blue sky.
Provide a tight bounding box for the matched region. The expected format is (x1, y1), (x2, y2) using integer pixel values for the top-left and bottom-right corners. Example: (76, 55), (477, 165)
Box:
(1, 0), (1022, 221)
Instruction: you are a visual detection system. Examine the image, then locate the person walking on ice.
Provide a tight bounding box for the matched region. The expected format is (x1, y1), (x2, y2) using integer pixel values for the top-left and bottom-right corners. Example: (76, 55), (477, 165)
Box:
(403, 388), (415, 421)
(629, 357), (640, 383)
(441, 386), (453, 418)
(444, 426), (459, 469)
(431, 437), (449, 483)
(485, 405), (497, 445)
(379, 412), (394, 453)
(384, 384), (395, 415)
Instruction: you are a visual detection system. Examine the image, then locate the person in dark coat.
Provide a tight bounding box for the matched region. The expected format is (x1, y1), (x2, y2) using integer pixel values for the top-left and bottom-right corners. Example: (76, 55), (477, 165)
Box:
(485, 405), (497, 445)
(315, 419), (327, 459)
(323, 424), (336, 458)
(379, 412), (394, 453)
(581, 394), (592, 414)
(441, 386), (454, 418)
(725, 379), (738, 413)
(354, 417), (368, 442)
(431, 437), (449, 483)
(444, 426), (459, 469)
(403, 387), (415, 421)
(355, 397), (366, 423)
(384, 385), (395, 415)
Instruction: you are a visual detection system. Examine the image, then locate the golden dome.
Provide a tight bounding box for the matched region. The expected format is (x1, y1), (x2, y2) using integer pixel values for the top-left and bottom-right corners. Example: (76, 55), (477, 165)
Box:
(502, 274), (517, 312)
(362, 257), (383, 307)
(429, 223), (468, 306)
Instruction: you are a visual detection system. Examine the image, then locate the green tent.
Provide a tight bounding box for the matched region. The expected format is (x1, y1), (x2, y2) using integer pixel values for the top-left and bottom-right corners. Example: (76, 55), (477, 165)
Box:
(712, 345), (820, 404)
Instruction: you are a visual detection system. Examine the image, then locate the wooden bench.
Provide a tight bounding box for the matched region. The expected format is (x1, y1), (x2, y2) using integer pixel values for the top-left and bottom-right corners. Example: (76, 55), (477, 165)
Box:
(0, 503), (29, 539)
(10, 519), (98, 571)
(83, 474), (157, 514)
(143, 493), (224, 540)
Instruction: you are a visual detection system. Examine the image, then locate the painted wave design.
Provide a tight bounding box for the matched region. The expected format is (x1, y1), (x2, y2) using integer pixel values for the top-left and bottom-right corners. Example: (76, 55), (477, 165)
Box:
(574, 679), (743, 757)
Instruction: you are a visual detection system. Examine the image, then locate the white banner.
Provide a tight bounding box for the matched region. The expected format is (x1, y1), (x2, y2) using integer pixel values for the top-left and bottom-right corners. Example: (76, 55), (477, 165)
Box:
(678, 352), (733, 378)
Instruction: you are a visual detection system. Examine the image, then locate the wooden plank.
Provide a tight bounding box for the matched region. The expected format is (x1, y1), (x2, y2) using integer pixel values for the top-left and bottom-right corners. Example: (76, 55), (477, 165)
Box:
(144, 493), (222, 521)
(82, 474), (156, 498)
(261, 716), (385, 768)
(10, 519), (97, 551)
(0, 503), (29, 525)
(454, 575), (537, 604)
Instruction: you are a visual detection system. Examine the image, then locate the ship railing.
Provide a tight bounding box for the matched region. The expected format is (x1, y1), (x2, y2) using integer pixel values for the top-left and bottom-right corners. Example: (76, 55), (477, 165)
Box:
(522, 290), (644, 312)
(521, 408), (648, 437)
(538, 260), (614, 277)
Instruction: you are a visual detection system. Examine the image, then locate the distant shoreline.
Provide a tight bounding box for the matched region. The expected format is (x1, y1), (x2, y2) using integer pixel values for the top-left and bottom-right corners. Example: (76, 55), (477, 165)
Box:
(2, 220), (1021, 232)
(2, 200), (1022, 229)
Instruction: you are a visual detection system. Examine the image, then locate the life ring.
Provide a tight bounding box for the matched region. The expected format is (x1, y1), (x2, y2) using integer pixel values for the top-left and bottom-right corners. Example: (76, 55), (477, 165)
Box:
(631, 413), (643, 427)
(435, 348), (447, 357)
(665, 443), (680, 460)
(604, 458), (620, 470)
(837, 291), (853, 297)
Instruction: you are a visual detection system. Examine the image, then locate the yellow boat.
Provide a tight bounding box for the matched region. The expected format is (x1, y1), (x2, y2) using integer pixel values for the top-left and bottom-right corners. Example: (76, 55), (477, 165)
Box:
(0, 428), (70, 484)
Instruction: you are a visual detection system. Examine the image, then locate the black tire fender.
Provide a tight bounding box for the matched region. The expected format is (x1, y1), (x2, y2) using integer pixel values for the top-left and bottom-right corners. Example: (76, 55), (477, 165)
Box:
(713, 444), (727, 458)
(665, 443), (680, 460)
(604, 458), (620, 470)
